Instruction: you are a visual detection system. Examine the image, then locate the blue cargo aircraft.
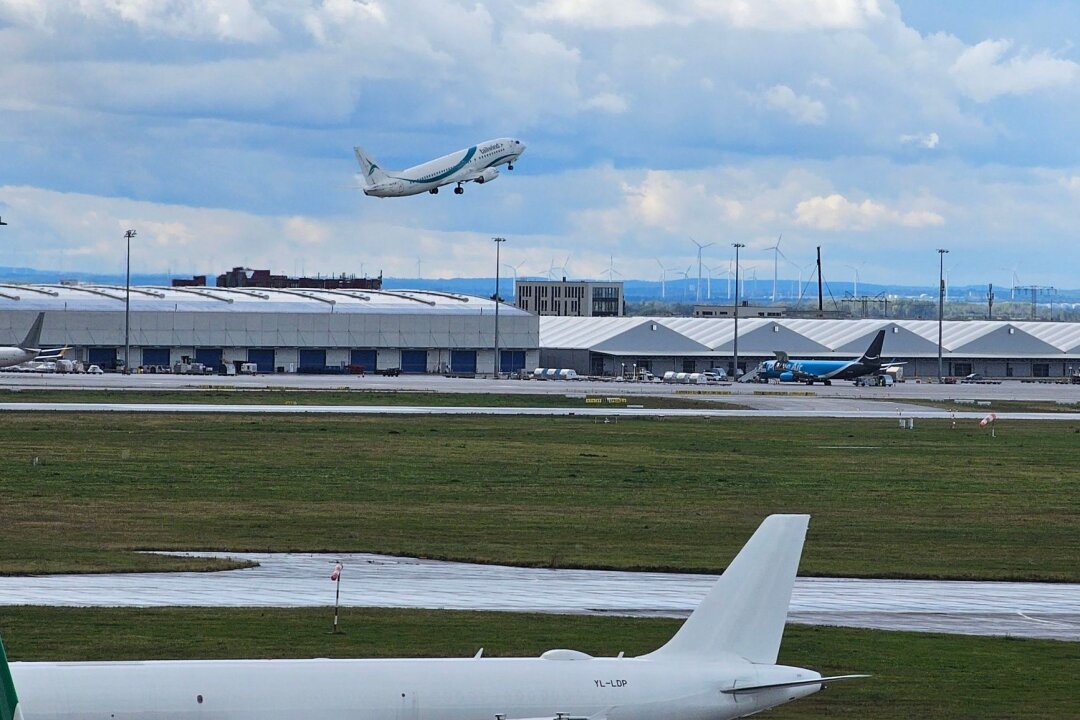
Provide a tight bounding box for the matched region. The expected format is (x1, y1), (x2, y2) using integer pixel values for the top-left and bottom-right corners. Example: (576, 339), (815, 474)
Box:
(749, 329), (888, 385)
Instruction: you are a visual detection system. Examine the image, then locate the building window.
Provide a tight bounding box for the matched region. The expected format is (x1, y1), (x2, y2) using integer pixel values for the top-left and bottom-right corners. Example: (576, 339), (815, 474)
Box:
(1033, 363), (1050, 377)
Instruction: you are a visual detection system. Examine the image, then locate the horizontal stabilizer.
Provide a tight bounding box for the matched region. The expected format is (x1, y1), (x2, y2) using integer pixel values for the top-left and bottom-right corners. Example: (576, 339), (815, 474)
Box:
(722, 674), (870, 694)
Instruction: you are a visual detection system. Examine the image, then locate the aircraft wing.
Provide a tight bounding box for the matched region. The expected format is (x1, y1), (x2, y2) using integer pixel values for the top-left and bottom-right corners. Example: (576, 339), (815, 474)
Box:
(35, 346), (68, 360)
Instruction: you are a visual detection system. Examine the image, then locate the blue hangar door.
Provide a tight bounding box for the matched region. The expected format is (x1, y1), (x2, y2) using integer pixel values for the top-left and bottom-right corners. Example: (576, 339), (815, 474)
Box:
(195, 348), (223, 370)
(500, 350), (526, 373)
(351, 349), (377, 372)
(248, 348), (275, 373)
(298, 348), (327, 372)
(450, 350), (477, 374)
(142, 348), (170, 367)
(400, 350), (428, 374)
(87, 347), (117, 370)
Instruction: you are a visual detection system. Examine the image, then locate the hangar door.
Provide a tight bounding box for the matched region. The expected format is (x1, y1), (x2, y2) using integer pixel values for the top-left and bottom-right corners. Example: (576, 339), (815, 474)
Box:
(500, 350), (526, 373)
(450, 350), (477, 374)
(248, 348), (275, 373)
(142, 347), (170, 367)
(400, 350), (428, 374)
(87, 347), (117, 370)
(298, 348), (327, 372)
(351, 349), (377, 372)
(195, 348), (222, 370)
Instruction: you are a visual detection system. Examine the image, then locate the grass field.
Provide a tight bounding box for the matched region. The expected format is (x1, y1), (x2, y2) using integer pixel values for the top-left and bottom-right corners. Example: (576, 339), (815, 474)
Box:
(1, 412), (1076, 580)
(1, 607), (1076, 720)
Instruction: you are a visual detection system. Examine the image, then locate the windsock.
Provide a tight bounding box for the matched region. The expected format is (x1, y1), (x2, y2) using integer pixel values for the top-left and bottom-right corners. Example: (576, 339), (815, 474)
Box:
(330, 562), (343, 581)
(979, 413), (997, 428)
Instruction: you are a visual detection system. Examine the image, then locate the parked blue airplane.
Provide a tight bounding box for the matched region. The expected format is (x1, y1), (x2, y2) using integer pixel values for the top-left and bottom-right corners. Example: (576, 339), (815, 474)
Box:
(748, 329), (888, 385)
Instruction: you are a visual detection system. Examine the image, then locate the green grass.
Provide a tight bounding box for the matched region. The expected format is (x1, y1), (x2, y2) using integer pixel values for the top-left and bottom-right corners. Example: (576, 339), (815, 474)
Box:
(1, 413), (1077, 580)
(1, 607), (1075, 720)
(0, 388), (742, 410)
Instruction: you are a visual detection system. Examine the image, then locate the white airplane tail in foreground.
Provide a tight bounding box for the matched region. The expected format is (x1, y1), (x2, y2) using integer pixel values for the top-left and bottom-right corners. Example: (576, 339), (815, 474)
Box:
(1, 515), (865, 720)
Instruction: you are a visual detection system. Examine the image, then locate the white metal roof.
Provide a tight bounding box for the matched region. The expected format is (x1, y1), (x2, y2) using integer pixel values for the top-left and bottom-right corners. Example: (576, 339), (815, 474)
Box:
(0, 284), (527, 317)
(540, 317), (1080, 358)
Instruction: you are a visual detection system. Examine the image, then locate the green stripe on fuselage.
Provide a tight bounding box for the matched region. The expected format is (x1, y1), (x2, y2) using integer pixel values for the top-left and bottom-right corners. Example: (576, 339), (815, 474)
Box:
(398, 146), (478, 184)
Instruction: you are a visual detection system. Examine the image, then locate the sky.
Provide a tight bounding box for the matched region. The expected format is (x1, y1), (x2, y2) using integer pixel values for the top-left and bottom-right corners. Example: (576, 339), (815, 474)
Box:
(2, 0), (1079, 291)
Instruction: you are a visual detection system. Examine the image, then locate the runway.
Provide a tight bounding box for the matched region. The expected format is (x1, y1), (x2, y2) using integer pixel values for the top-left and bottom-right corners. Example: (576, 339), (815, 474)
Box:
(2, 401), (1079, 421)
(2, 552), (1076, 642)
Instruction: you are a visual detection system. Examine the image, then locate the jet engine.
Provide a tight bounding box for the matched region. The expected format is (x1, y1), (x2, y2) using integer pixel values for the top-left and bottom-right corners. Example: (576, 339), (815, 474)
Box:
(475, 168), (500, 184)
(779, 371), (796, 382)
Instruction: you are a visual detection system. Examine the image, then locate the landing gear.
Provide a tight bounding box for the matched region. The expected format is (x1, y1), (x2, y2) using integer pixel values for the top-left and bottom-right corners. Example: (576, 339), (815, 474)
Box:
(429, 187), (439, 194)
(507, 163), (514, 170)
(824, 380), (832, 386)
(454, 185), (464, 195)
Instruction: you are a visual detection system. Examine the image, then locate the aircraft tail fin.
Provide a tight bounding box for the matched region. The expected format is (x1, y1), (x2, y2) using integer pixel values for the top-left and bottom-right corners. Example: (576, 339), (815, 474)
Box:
(859, 329), (886, 366)
(645, 514), (809, 665)
(353, 146), (389, 186)
(1, 637), (22, 720)
(19, 313), (44, 350)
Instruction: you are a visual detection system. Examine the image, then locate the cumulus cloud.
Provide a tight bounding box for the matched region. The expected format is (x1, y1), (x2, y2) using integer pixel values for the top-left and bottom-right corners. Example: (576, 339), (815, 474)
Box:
(900, 132), (940, 149)
(583, 92), (629, 113)
(950, 39), (1079, 102)
(526, 0), (675, 28)
(794, 193), (944, 230)
(760, 85), (827, 125)
(527, 0), (886, 31)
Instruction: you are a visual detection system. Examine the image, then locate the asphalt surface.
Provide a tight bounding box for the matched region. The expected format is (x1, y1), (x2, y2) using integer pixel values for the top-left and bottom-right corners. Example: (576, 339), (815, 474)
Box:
(2, 401), (1079, 421)
(1, 552), (1076, 642)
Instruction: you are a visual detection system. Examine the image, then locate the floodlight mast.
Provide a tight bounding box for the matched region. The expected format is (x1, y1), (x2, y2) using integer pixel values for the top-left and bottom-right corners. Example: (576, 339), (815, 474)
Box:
(493, 237), (506, 377)
(937, 248), (949, 382)
(732, 242), (745, 378)
(124, 229), (137, 375)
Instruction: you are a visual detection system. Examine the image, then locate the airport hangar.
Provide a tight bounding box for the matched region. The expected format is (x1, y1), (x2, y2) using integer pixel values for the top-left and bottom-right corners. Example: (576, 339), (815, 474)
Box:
(539, 316), (1080, 379)
(2, 285), (1080, 379)
(0, 285), (539, 375)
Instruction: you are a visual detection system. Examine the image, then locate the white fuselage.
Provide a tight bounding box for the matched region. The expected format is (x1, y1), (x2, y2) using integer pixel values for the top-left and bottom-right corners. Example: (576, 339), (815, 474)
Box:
(364, 138), (526, 197)
(0, 347), (36, 369)
(12, 655), (821, 720)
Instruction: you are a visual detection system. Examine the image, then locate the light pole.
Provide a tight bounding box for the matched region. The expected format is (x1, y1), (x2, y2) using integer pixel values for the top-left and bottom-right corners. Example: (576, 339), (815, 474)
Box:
(937, 248), (948, 382)
(124, 229), (136, 374)
(492, 237), (506, 377)
(732, 243), (745, 378)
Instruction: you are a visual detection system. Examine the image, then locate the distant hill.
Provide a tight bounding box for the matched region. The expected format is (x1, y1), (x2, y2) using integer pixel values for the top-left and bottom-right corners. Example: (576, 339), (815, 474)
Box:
(2, 266), (1077, 304)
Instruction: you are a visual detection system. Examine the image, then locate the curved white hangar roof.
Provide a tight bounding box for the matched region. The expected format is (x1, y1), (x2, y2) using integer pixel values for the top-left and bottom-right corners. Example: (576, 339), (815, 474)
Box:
(540, 317), (1080, 358)
(0, 284), (525, 317)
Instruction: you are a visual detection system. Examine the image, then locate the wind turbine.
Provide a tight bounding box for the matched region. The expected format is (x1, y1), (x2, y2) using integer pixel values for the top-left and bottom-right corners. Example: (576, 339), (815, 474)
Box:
(502, 260), (526, 300)
(689, 237), (714, 303)
(766, 233), (786, 303)
(557, 253), (572, 280)
(999, 264), (1020, 300)
(710, 263), (735, 302)
(842, 262), (865, 299)
(677, 265), (694, 302)
(655, 257), (677, 299)
(603, 255), (623, 282)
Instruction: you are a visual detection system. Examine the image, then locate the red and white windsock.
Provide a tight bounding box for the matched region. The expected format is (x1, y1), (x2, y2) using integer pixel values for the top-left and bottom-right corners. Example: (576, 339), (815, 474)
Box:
(979, 413), (997, 428)
(330, 562), (343, 581)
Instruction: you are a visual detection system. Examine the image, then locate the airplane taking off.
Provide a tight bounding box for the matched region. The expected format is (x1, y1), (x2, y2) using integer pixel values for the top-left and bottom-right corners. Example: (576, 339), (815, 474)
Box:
(2, 515), (864, 720)
(354, 138), (526, 197)
(748, 329), (889, 386)
(0, 313), (66, 370)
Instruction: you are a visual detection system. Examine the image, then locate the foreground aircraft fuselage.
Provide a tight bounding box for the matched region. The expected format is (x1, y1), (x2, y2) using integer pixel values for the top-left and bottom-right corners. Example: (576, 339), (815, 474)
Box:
(11, 655), (822, 720)
(3, 516), (863, 720)
(354, 138), (526, 197)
